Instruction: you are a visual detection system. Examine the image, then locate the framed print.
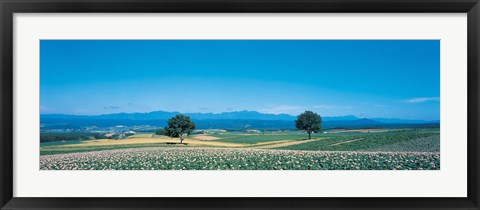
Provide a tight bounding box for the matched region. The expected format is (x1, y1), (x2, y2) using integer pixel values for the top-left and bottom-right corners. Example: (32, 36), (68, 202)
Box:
(1, 0), (479, 209)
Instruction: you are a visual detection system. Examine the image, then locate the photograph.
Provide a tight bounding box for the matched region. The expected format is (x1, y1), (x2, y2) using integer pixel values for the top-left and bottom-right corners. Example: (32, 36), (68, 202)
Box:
(39, 40), (440, 170)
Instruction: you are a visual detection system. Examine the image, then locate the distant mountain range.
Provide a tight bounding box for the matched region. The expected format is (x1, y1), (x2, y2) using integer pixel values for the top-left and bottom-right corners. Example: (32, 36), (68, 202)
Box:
(41, 110), (440, 130)
(41, 110), (439, 123)
(42, 110), (295, 121)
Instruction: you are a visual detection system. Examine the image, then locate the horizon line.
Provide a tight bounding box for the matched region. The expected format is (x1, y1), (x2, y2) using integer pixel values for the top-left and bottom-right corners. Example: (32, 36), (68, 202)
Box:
(39, 110), (440, 121)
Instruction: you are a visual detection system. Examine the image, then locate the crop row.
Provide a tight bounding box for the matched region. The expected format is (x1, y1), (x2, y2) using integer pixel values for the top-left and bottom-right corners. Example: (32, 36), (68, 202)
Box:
(40, 147), (439, 170)
(362, 135), (440, 152)
(278, 131), (439, 151)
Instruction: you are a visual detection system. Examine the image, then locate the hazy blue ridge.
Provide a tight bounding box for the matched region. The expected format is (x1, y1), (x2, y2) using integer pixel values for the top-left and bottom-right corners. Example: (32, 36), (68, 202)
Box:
(40, 110), (437, 123)
(40, 110), (439, 130)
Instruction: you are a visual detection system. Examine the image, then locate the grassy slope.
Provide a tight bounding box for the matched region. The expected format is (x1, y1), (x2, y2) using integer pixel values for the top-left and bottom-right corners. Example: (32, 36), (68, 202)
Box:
(210, 134), (312, 144)
(362, 135), (440, 152)
(208, 131), (371, 144)
(276, 131), (439, 152)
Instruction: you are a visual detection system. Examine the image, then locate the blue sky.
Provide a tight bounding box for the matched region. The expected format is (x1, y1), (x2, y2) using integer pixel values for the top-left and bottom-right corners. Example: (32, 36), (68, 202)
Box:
(40, 40), (440, 120)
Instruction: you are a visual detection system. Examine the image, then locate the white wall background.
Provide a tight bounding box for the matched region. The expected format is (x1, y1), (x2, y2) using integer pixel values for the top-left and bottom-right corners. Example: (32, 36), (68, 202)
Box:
(13, 13), (467, 197)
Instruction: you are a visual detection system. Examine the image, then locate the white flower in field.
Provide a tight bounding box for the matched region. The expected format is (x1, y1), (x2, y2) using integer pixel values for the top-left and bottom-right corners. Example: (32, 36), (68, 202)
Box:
(40, 147), (439, 171)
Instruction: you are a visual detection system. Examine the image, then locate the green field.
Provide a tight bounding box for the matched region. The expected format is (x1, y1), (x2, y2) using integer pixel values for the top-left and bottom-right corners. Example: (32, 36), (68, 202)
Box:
(210, 134), (311, 144)
(40, 128), (440, 170)
(277, 130), (439, 151)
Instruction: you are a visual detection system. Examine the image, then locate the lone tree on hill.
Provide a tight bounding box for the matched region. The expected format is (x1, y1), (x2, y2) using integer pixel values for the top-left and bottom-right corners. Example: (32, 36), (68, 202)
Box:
(295, 111), (322, 139)
(165, 114), (196, 144)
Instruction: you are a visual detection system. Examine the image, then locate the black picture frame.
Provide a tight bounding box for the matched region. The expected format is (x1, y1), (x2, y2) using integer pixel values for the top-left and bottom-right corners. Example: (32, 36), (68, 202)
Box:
(1, 0), (479, 209)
